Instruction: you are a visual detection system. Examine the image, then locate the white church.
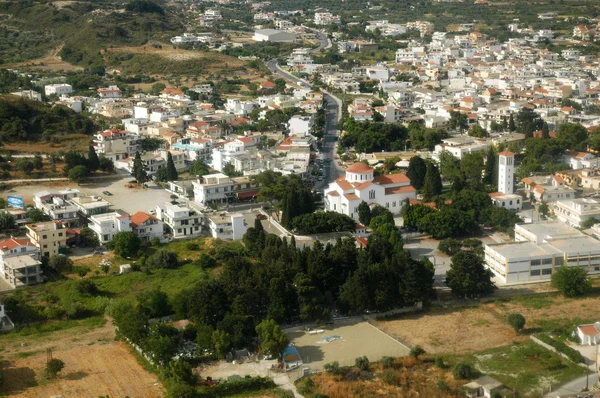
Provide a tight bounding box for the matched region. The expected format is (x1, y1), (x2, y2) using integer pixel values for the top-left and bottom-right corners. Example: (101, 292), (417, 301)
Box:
(489, 151), (523, 210)
(324, 162), (416, 220)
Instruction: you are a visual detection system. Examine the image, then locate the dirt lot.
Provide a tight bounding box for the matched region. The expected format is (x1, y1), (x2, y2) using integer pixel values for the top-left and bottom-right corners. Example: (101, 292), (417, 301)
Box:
(0, 320), (163, 397)
(375, 294), (600, 354)
(287, 320), (410, 370)
(6, 44), (83, 72)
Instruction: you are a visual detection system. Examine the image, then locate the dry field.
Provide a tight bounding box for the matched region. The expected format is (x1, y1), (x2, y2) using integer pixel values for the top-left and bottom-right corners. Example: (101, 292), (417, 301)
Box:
(2, 135), (90, 155)
(0, 320), (163, 397)
(6, 44), (83, 72)
(287, 321), (410, 370)
(375, 294), (600, 354)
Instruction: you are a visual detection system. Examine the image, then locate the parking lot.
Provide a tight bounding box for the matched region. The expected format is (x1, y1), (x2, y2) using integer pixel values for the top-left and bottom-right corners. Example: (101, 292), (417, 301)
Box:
(5, 176), (173, 215)
(286, 320), (410, 370)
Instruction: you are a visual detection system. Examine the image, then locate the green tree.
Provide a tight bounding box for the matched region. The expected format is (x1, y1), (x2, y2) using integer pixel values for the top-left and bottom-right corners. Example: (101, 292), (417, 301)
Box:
(166, 152), (178, 181)
(449, 111), (468, 132)
(507, 312), (526, 334)
(33, 154), (44, 170)
(48, 254), (73, 272)
(137, 287), (172, 318)
(256, 319), (289, 358)
(406, 156), (427, 190)
(154, 167), (170, 182)
(68, 165), (89, 183)
(355, 356), (370, 371)
(438, 151), (460, 181)
(150, 82), (166, 95)
(410, 346), (425, 359)
(79, 227), (99, 248)
(460, 152), (484, 185)
(551, 266), (591, 297)
(168, 359), (195, 385)
(0, 211), (16, 232)
(145, 249), (179, 270)
(541, 121), (550, 139)
(421, 162), (442, 201)
(446, 251), (496, 298)
(469, 124), (488, 138)
(211, 330), (231, 359)
(189, 159), (209, 177)
(25, 207), (50, 222)
(99, 156), (115, 173)
(358, 201), (372, 226)
(46, 358), (65, 379)
(508, 114), (516, 132)
(133, 152), (147, 184)
(453, 361), (472, 379)
(555, 123), (588, 151)
(222, 162), (240, 177)
(87, 145), (100, 172)
(15, 159), (34, 175)
(107, 231), (141, 258)
(483, 147), (496, 185)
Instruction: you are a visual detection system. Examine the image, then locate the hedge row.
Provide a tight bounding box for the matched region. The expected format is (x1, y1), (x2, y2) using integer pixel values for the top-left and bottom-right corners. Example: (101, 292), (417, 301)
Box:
(537, 334), (585, 364)
(195, 377), (276, 398)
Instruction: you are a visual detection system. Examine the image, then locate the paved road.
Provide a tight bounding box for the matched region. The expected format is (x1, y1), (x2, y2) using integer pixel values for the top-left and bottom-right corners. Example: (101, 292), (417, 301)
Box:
(544, 372), (598, 397)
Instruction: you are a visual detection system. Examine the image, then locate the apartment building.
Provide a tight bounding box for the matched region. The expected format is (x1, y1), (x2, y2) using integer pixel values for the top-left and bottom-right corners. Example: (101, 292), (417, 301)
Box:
(26, 221), (68, 258)
(193, 173), (259, 207)
(70, 195), (112, 217)
(130, 211), (164, 242)
(156, 203), (202, 238)
(554, 198), (600, 228)
(93, 129), (140, 162)
(34, 189), (80, 227)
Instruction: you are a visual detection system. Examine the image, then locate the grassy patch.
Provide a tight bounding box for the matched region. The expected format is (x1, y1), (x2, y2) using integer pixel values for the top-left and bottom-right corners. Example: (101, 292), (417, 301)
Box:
(463, 341), (586, 395)
(0, 316), (107, 340)
(510, 295), (556, 310)
(15, 350), (41, 358)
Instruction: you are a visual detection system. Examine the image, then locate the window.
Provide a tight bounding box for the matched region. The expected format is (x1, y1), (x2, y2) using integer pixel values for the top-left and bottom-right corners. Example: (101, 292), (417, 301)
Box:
(531, 259), (541, 266)
(21, 247), (26, 252)
(43, 244), (48, 249)
(555, 257), (564, 266)
(542, 268), (552, 275)
(393, 201), (397, 207)
(542, 258), (552, 265)
(43, 235), (47, 239)
(58, 233), (63, 237)
(386, 202), (389, 208)
(530, 269), (541, 276)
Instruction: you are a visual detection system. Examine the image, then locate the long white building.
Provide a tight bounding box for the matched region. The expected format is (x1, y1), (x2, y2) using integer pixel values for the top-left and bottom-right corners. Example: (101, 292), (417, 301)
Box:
(484, 221), (600, 285)
(324, 163), (416, 220)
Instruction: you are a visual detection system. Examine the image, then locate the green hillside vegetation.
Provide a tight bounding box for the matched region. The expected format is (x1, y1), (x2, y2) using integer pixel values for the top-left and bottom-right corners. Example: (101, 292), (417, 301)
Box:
(0, 0), (181, 66)
(0, 95), (96, 143)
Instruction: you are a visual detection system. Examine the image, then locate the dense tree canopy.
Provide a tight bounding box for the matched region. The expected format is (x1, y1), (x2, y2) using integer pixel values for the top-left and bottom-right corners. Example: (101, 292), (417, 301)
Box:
(341, 118), (408, 153)
(445, 251), (496, 298)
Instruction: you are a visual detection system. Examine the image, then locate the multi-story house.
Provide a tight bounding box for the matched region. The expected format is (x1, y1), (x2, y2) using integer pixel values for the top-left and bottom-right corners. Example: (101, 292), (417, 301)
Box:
(204, 213), (247, 240)
(193, 173), (234, 207)
(554, 198), (600, 228)
(70, 195), (112, 217)
(130, 211), (164, 242)
(26, 221), (68, 258)
(0, 238), (42, 288)
(34, 189), (80, 227)
(171, 138), (213, 164)
(88, 212), (132, 245)
(156, 203), (202, 238)
(93, 129), (141, 162)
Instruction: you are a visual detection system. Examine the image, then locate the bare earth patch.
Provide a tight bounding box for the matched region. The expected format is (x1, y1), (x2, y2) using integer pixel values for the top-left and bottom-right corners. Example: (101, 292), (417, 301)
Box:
(375, 295), (600, 354)
(0, 320), (163, 397)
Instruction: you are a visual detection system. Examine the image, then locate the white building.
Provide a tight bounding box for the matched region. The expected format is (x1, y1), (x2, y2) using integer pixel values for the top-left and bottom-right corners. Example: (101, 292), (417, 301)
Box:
(288, 115), (314, 137)
(130, 211), (164, 242)
(490, 151), (522, 210)
(34, 189), (80, 227)
(554, 198), (600, 228)
(253, 29), (295, 43)
(324, 163), (416, 220)
(44, 84), (73, 96)
(0, 238), (40, 271)
(97, 85), (122, 99)
(314, 12), (341, 25)
(93, 129), (140, 162)
(88, 212), (132, 245)
(576, 324), (600, 345)
(205, 213), (247, 240)
(156, 203), (202, 238)
(485, 221), (600, 285)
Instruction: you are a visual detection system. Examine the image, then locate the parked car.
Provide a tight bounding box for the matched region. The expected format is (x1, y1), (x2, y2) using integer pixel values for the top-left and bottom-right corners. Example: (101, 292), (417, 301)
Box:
(103, 191), (112, 196)
(256, 214), (268, 220)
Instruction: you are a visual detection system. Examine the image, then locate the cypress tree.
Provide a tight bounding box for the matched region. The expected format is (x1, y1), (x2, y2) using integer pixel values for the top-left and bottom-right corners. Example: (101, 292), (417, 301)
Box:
(542, 122), (550, 139)
(508, 114), (516, 132)
(501, 117), (508, 130)
(166, 151), (178, 181)
(133, 151), (147, 184)
(407, 156), (427, 190)
(483, 147), (496, 185)
(422, 162), (442, 201)
(88, 145), (100, 172)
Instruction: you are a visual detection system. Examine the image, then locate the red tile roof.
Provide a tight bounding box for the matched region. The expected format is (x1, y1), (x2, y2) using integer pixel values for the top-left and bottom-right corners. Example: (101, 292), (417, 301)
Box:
(578, 324), (599, 336)
(498, 151), (515, 156)
(346, 162), (374, 173)
(0, 238), (33, 251)
(385, 186), (416, 195)
(261, 81), (277, 88)
(130, 211), (156, 227)
(344, 193), (360, 201)
(373, 173), (411, 185)
(335, 176), (353, 190)
(356, 237), (368, 248)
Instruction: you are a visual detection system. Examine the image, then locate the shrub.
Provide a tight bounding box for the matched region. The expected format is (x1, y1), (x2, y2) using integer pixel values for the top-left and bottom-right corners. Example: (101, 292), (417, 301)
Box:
(437, 380), (450, 391)
(355, 356), (370, 371)
(151, 237), (161, 246)
(197, 253), (217, 269)
(381, 356), (395, 369)
(76, 279), (99, 295)
(324, 361), (343, 375)
(434, 356), (446, 368)
(438, 238), (462, 255)
(410, 345), (425, 359)
(186, 242), (200, 251)
(507, 312), (526, 333)
(46, 358), (65, 379)
(382, 368), (396, 384)
(453, 361), (473, 379)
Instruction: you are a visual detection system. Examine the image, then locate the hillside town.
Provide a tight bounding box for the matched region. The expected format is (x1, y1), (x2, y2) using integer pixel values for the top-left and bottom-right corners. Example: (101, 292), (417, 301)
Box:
(4, 0), (600, 397)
